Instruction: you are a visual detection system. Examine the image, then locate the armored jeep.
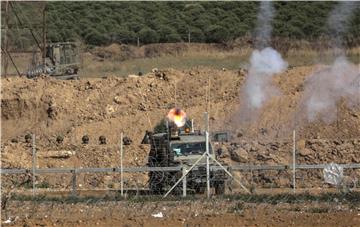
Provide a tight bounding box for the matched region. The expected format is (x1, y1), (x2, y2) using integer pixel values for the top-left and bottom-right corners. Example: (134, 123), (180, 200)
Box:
(142, 120), (228, 195)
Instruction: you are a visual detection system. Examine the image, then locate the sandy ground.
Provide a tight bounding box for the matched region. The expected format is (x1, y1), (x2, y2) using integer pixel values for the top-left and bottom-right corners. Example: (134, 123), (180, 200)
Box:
(2, 198), (360, 227)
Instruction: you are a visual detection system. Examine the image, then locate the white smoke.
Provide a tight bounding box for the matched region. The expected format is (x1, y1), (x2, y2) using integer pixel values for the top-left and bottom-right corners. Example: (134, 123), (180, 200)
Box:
(254, 1), (275, 49)
(239, 1), (288, 121)
(300, 2), (360, 123)
(303, 57), (360, 123)
(327, 1), (357, 50)
(245, 47), (288, 109)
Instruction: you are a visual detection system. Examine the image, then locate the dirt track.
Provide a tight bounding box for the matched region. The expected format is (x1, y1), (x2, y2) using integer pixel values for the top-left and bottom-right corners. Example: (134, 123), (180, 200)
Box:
(3, 198), (360, 227)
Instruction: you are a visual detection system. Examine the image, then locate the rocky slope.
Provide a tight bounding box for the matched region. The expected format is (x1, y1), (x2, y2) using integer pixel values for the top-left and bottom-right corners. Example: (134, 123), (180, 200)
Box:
(1, 66), (359, 189)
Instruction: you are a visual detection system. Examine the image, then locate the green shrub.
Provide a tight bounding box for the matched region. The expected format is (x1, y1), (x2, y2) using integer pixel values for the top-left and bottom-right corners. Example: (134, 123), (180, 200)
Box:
(205, 25), (230, 43)
(138, 27), (159, 44)
(36, 181), (51, 189)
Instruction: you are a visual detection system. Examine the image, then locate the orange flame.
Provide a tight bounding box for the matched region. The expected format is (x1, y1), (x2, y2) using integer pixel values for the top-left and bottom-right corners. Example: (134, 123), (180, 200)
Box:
(167, 108), (187, 127)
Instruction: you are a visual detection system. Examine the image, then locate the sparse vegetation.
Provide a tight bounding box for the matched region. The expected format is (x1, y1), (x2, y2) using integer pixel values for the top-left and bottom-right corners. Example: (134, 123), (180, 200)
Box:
(228, 201), (245, 213)
(36, 181), (51, 189)
(225, 191), (360, 205)
(10, 192), (360, 206)
(79, 45), (359, 77)
(308, 207), (330, 213)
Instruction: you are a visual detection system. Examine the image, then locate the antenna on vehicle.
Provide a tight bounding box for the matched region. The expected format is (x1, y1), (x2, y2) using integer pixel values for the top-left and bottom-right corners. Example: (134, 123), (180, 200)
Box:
(174, 82), (177, 108)
(191, 119), (194, 133)
(205, 75), (211, 133)
(207, 75), (211, 114)
(204, 112), (209, 133)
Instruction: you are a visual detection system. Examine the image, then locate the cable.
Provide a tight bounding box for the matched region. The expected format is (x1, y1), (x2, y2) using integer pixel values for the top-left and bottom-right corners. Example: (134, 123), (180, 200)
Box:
(1, 47), (21, 76)
(9, 2), (42, 50)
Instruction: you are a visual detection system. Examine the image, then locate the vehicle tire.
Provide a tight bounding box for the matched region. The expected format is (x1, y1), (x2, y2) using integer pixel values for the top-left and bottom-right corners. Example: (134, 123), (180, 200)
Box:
(215, 182), (225, 195)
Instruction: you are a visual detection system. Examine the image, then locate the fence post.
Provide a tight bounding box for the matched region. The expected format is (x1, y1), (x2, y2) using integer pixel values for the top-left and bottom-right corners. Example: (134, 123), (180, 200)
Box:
(206, 131), (210, 198)
(182, 166), (187, 197)
(292, 130), (296, 193)
(204, 112), (211, 198)
(71, 169), (77, 196)
(32, 134), (36, 197)
(120, 132), (124, 197)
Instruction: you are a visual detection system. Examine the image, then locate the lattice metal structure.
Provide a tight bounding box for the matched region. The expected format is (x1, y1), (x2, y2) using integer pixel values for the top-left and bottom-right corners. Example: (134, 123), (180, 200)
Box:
(1, 1), (45, 76)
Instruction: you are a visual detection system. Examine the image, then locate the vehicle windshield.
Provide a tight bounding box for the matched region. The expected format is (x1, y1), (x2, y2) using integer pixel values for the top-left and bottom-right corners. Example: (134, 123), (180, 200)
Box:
(171, 142), (211, 156)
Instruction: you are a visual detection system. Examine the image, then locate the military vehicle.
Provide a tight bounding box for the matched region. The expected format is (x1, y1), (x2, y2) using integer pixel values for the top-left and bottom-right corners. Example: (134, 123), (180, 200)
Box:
(142, 118), (229, 195)
(26, 42), (80, 80)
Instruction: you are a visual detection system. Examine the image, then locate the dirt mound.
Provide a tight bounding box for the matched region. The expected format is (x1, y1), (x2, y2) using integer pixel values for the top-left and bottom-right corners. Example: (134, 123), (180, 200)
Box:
(92, 44), (142, 61)
(1, 65), (360, 188)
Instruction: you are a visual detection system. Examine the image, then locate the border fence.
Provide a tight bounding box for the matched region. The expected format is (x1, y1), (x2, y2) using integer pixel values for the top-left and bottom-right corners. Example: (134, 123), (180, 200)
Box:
(1, 131), (360, 199)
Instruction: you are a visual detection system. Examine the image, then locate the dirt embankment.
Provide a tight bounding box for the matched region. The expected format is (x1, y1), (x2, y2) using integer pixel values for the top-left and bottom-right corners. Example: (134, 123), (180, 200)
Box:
(1, 66), (360, 188)
(90, 43), (232, 62)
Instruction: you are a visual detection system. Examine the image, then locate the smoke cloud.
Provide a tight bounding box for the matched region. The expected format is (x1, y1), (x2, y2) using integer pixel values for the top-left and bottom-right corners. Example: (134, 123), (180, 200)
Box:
(327, 1), (357, 50)
(300, 2), (360, 123)
(254, 1), (275, 49)
(238, 1), (288, 123)
(244, 47), (288, 109)
(302, 57), (360, 123)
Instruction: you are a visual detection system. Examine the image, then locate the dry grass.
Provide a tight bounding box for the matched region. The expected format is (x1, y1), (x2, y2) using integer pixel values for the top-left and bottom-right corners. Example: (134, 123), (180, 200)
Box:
(1, 52), (39, 76)
(81, 46), (359, 78)
(81, 50), (250, 78)
(2, 45), (359, 78)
